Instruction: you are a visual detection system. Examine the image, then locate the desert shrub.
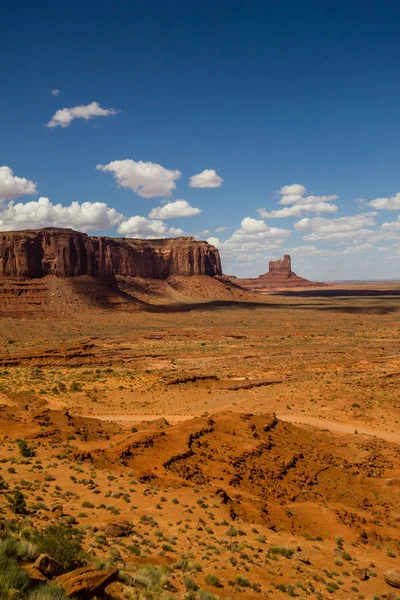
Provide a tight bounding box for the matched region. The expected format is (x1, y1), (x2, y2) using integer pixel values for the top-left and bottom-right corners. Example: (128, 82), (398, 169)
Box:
(0, 538), (31, 596)
(32, 524), (86, 570)
(198, 591), (219, 600)
(70, 381), (82, 392)
(268, 546), (294, 558)
(184, 576), (198, 591)
(9, 489), (27, 514)
(235, 575), (251, 587)
(134, 565), (170, 594)
(0, 476), (8, 491)
(28, 583), (69, 599)
(204, 573), (222, 587)
(18, 440), (35, 458)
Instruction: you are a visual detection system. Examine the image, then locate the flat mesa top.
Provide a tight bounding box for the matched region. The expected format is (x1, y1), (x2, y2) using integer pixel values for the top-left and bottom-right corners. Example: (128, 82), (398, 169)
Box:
(0, 228), (203, 244)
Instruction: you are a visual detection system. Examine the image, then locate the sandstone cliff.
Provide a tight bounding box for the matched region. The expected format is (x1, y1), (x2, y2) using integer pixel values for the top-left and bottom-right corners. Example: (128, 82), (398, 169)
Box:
(0, 228), (222, 279)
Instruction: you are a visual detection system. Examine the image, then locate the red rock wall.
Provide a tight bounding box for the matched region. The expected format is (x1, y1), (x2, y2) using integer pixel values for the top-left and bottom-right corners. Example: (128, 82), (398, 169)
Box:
(0, 229), (222, 279)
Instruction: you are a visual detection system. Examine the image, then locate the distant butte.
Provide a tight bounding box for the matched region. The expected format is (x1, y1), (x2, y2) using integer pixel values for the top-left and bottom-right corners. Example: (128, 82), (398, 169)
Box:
(235, 254), (325, 291)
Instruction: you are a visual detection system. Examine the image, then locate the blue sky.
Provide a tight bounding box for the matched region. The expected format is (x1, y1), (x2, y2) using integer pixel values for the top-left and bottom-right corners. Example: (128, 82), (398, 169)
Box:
(1, 0), (399, 279)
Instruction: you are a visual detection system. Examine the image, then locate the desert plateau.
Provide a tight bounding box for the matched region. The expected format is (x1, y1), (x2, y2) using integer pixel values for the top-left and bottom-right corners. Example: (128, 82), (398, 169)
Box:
(0, 229), (398, 600)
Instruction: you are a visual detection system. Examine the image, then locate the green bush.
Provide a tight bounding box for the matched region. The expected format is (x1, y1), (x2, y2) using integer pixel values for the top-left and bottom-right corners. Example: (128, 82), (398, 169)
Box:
(204, 573), (222, 587)
(18, 440), (35, 458)
(32, 524), (86, 570)
(0, 538), (31, 597)
(9, 490), (27, 514)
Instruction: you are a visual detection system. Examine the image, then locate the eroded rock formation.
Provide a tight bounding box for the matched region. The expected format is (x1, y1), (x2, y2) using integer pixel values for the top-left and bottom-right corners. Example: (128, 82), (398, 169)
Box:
(236, 254), (324, 290)
(0, 228), (222, 279)
(265, 255), (295, 278)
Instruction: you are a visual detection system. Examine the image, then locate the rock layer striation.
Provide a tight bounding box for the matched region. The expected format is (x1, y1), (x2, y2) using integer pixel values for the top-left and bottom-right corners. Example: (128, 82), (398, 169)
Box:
(0, 228), (222, 279)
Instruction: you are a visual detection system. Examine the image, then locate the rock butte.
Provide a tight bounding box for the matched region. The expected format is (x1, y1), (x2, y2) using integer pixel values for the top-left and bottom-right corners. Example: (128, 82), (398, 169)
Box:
(0, 228), (222, 279)
(236, 254), (325, 291)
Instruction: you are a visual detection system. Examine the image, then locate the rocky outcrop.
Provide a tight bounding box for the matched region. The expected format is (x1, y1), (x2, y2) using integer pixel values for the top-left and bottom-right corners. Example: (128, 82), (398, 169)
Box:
(266, 255), (295, 278)
(56, 566), (118, 598)
(34, 553), (64, 576)
(0, 228), (222, 279)
(385, 570), (400, 588)
(103, 520), (133, 537)
(236, 254), (324, 290)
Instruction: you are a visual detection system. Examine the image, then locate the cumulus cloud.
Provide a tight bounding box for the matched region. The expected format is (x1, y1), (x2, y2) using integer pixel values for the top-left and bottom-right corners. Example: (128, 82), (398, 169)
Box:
(380, 216), (400, 231)
(294, 213), (378, 241)
(215, 226), (228, 233)
(0, 197), (123, 232)
(229, 217), (290, 243)
(206, 236), (221, 248)
(97, 159), (181, 199)
(148, 199), (201, 219)
(0, 166), (37, 203)
(51, 89), (60, 96)
(258, 183), (338, 218)
(206, 217), (289, 266)
(369, 192), (400, 210)
(117, 216), (183, 238)
(47, 101), (119, 128)
(189, 169), (223, 188)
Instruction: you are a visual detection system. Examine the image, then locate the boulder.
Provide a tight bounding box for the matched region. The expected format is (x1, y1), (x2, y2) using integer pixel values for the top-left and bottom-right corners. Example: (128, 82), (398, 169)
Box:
(384, 570), (400, 588)
(24, 564), (47, 582)
(353, 567), (369, 581)
(104, 520), (133, 537)
(104, 581), (132, 600)
(57, 567), (118, 598)
(34, 553), (64, 576)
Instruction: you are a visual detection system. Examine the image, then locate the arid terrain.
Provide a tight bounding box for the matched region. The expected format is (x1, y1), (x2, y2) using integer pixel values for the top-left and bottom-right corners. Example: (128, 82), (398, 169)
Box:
(0, 273), (399, 599)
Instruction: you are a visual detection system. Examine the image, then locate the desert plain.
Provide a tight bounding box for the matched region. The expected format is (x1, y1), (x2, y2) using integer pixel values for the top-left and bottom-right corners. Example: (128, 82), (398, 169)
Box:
(0, 272), (399, 599)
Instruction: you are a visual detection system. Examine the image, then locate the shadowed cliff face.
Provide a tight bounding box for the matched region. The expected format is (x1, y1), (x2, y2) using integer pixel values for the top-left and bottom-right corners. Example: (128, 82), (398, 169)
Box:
(0, 229), (222, 279)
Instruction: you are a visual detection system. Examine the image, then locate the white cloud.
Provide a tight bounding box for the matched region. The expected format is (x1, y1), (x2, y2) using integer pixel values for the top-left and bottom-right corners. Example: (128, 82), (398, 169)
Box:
(47, 101), (119, 128)
(117, 215), (182, 238)
(280, 184), (306, 196)
(258, 183), (339, 218)
(97, 159), (181, 199)
(342, 243), (373, 254)
(294, 213), (377, 241)
(229, 217), (290, 243)
(0, 197), (123, 232)
(206, 236), (221, 248)
(369, 192), (400, 210)
(51, 89), (60, 96)
(0, 166), (37, 203)
(189, 169), (223, 188)
(215, 226), (228, 233)
(167, 227), (184, 237)
(380, 216), (400, 231)
(148, 199), (201, 219)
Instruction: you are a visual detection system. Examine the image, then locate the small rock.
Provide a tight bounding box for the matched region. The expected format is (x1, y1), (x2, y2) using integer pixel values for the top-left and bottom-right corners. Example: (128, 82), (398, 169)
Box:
(384, 569), (400, 588)
(34, 553), (64, 577)
(104, 520), (133, 537)
(353, 567), (369, 581)
(294, 552), (311, 564)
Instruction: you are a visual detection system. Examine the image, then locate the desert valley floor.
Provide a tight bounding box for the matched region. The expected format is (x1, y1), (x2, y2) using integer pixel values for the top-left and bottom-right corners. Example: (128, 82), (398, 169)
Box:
(0, 278), (399, 599)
